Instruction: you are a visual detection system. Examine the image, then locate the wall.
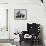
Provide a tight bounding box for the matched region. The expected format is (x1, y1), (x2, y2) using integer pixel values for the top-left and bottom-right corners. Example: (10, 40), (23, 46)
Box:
(0, 0), (13, 46)
(0, 4), (9, 39)
(8, 0), (43, 37)
(0, 0), (8, 3)
(8, 0), (46, 45)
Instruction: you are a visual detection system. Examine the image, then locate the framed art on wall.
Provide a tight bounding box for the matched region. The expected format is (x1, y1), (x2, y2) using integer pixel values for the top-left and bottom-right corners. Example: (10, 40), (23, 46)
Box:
(14, 9), (27, 20)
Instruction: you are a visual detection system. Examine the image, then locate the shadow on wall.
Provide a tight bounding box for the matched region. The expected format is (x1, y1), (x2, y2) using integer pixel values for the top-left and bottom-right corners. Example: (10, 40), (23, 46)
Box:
(40, 25), (45, 46)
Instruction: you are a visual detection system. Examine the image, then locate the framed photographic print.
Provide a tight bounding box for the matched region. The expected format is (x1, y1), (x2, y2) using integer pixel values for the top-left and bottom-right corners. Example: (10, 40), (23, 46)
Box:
(14, 9), (27, 20)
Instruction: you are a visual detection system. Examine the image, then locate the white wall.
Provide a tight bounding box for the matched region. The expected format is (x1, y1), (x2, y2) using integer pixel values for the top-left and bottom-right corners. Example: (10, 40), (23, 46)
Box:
(0, 0), (8, 3)
(0, 4), (9, 39)
(0, 0), (13, 46)
(8, 0), (46, 46)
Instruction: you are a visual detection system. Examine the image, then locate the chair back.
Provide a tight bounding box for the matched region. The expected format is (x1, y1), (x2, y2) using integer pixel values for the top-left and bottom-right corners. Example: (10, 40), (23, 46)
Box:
(27, 23), (40, 36)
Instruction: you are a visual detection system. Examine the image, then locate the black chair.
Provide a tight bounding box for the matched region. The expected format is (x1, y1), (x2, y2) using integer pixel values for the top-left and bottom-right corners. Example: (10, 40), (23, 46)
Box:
(19, 23), (40, 46)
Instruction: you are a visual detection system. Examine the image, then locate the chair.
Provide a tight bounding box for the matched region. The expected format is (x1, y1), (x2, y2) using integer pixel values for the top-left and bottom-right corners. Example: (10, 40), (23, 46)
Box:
(19, 23), (40, 46)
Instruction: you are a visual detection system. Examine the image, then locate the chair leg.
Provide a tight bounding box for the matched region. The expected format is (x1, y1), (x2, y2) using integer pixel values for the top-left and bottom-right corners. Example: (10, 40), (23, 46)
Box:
(30, 39), (34, 46)
(30, 41), (34, 46)
(20, 41), (21, 45)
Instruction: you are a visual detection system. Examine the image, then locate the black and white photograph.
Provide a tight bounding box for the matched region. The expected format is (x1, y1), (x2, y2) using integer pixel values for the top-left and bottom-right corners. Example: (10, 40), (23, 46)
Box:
(0, 0), (46, 46)
(14, 9), (27, 20)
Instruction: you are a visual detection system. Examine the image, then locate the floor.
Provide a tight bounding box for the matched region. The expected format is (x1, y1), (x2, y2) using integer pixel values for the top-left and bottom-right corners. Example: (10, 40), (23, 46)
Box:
(19, 41), (43, 46)
(0, 43), (12, 46)
(0, 43), (43, 46)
